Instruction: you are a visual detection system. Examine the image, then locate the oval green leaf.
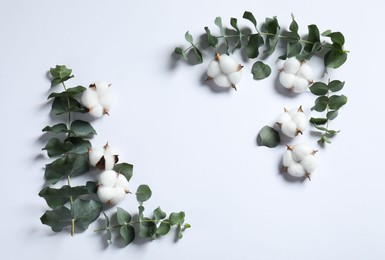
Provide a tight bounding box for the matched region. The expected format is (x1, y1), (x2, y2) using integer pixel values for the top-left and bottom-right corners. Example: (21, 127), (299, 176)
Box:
(257, 126), (280, 148)
(252, 61), (271, 80)
(309, 82), (328, 96)
(136, 185), (152, 203)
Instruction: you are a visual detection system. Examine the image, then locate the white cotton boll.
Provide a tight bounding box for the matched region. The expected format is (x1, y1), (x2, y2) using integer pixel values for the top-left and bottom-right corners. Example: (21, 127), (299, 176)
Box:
(213, 74), (232, 88)
(283, 150), (296, 167)
(301, 154), (317, 173)
(228, 70), (242, 85)
(292, 143), (313, 161)
(111, 187), (126, 204)
(207, 60), (221, 78)
(99, 170), (118, 187)
(94, 82), (110, 96)
(283, 57), (301, 74)
(276, 112), (291, 125)
(297, 62), (314, 81)
(89, 147), (104, 166)
(81, 88), (99, 108)
(97, 186), (115, 204)
(292, 112), (308, 131)
(218, 55), (240, 74)
(99, 92), (114, 110)
(292, 77), (309, 93)
(88, 104), (104, 117)
(104, 154), (116, 170)
(279, 71), (295, 89)
(281, 121), (298, 137)
(287, 163), (306, 177)
(116, 174), (130, 193)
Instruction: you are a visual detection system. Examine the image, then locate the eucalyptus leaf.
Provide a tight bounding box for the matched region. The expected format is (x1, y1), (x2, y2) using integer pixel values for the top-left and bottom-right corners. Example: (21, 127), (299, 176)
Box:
(51, 96), (85, 115)
(324, 48), (347, 68)
(120, 225), (135, 246)
(174, 47), (187, 60)
(39, 185), (94, 209)
(113, 163), (133, 182)
(312, 96), (329, 112)
(309, 82), (328, 96)
(263, 16), (280, 55)
(48, 86), (86, 99)
(72, 199), (102, 232)
(328, 80), (345, 92)
(310, 117), (328, 125)
(327, 110), (338, 120)
(50, 65), (74, 87)
(42, 138), (73, 157)
(246, 34), (264, 59)
(169, 212), (185, 226)
(139, 217), (156, 238)
(45, 154), (89, 184)
(156, 221), (171, 236)
(117, 207), (131, 225)
(70, 120), (97, 138)
(184, 31), (193, 44)
(242, 11), (257, 29)
(289, 14), (300, 40)
(304, 24), (321, 53)
(279, 41), (302, 60)
(214, 16), (228, 53)
(136, 185), (152, 203)
(204, 27), (218, 47)
(40, 206), (71, 232)
(42, 123), (68, 134)
(251, 61), (271, 80)
(328, 95), (347, 110)
(66, 137), (91, 154)
(257, 125), (280, 148)
(153, 207), (167, 222)
(322, 31), (345, 46)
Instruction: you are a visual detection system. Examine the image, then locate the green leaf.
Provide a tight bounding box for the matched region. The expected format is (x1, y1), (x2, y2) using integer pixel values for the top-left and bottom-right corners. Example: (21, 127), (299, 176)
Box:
(324, 48), (347, 68)
(48, 86), (86, 99)
(190, 46), (203, 64)
(136, 185), (152, 203)
(42, 138), (73, 157)
(72, 199), (102, 232)
(113, 163), (133, 182)
(304, 24), (321, 53)
(309, 82), (328, 96)
(313, 96), (329, 112)
(289, 14), (300, 40)
(251, 61), (271, 80)
(50, 65), (74, 87)
(279, 41), (302, 60)
(39, 185), (94, 209)
(42, 123), (68, 134)
(322, 31), (345, 46)
(45, 154), (89, 184)
(117, 207), (131, 225)
(328, 95), (347, 110)
(326, 129), (340, 135)
(120, 225), (135, 246)
(174, 47), (187, 60)
(204, 27), (218, 48)
(102, 212), (112, 244)
(214, 16), (228, 53)
(319, 135), (331, 144)
(263, 16), (280, 56)
(328, 80), (345, 92)
(184, 31), (193, 43)
(243, 11), (257, 29)
(51, 96), (85, 115)
(153, 207), (167, 222)
(245, 34), (264, 59)
(139, 217), (156, 238)
(257, 125), (280, 148)
(156, 221), (171, 236)
(310, 117), (328, 125)
(66, 137), (91, 154)
(230, 17), (242, 51)
(169, 212), (185, 226)
(40, 205), (71, 232)
(182, 223), (191, 231)
(70, 120), (97, 138)
(327, 110), (338, 120)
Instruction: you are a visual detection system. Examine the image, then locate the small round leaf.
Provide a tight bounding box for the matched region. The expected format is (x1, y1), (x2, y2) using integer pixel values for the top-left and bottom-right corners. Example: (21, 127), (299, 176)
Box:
(309, 82), (328, 96)
(257, 126), (280, 148)
(313, 96), (329, 112)
(252, 61), (271, 80)
(136, 185), (152, 203)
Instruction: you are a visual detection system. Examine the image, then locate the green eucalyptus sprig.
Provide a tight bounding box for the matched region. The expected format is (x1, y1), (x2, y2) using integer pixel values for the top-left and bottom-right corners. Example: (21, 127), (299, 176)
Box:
(39, 65), (190, 244)
(174, 11), (349, 78)
(309, 80), (347, 144)
(95, 185), (190, 246)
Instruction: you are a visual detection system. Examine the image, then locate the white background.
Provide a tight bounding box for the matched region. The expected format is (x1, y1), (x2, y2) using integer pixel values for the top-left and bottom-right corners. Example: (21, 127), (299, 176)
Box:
(1, 0), (385, 259)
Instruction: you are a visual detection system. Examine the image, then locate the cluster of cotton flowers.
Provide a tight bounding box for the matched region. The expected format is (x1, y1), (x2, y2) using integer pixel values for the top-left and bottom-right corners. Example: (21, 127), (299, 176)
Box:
(97, 170), (130, 204)
(88, 143), (119, 170)
(276, 106), (308, 138)
(279, 57), (314, 93)
(282, 143), (317, 180)
(207, 53), (243, 90)
(81, 82), (114, 117)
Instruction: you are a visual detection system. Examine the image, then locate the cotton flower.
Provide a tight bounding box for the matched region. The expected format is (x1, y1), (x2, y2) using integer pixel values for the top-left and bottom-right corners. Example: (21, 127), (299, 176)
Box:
(97, 170), (130, 204)
(276, 106), (308, 137)
(279, 57), (314, 93)
(88, 143), (119, 170)
(282, 143), (318, 180)
(207, 53), (243, 90)
(81, 82), (114, 117)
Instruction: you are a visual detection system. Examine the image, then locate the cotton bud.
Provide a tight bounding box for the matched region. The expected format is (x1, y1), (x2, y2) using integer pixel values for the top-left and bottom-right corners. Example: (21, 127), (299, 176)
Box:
(276, 106), (308, 137)
(97, 170), (131, 204)
(207, 53), (243, 90)
(81, 81), (114, 117)
(88, 143), (119, 170)
(282, 143), (318, 180)
(279, 57), (314, 93)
